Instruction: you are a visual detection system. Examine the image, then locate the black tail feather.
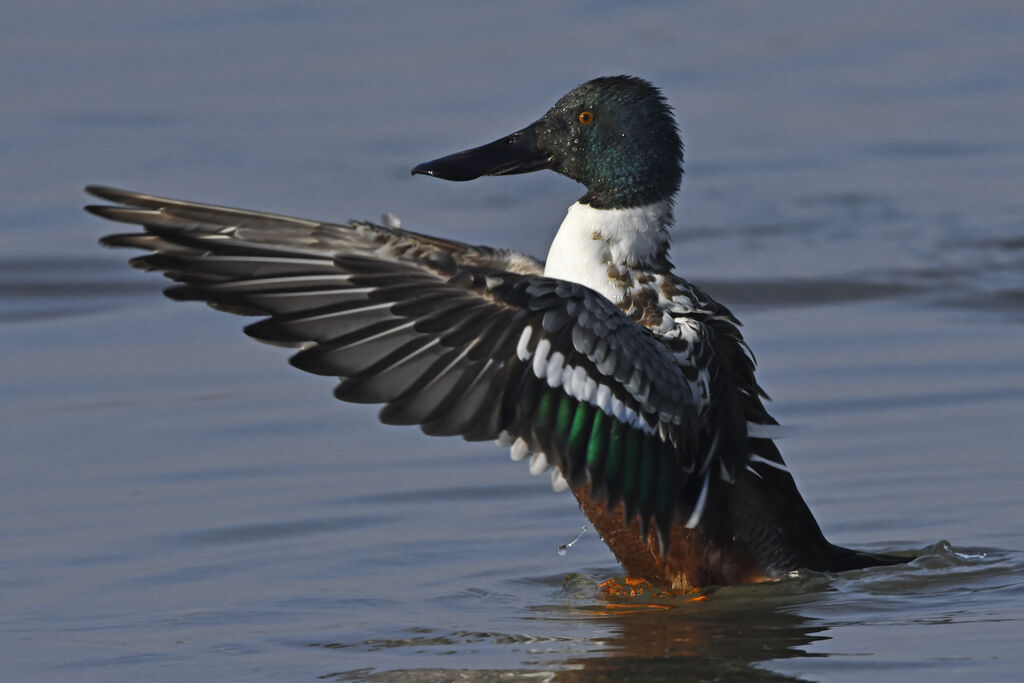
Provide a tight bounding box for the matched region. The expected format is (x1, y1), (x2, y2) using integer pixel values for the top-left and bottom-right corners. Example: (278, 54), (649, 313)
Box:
(822, 544), (911, 572)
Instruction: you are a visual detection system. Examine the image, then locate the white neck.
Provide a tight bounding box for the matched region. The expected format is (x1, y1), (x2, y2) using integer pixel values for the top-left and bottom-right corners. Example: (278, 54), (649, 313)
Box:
(543, 200), (673, 301)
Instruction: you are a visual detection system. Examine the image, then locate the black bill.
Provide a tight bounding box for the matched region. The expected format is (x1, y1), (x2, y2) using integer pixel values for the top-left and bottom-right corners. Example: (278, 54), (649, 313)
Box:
(411, 123), (551, 181)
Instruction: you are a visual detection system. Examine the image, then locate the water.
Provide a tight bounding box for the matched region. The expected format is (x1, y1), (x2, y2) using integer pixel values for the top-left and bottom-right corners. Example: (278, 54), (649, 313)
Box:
(3, 1), (1023, 680)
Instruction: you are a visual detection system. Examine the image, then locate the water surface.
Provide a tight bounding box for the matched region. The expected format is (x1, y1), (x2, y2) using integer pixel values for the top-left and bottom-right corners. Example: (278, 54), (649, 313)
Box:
(3, 2), (1023, 681)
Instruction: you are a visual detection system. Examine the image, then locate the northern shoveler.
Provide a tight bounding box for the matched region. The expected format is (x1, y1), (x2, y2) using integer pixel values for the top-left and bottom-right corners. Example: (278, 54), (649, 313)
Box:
(88, 75), (906, 589)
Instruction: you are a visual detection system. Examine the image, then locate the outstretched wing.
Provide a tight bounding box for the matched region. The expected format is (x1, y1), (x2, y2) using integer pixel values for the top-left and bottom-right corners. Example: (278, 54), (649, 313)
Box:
(88, 186), (710, 549)
(87, 184), (545, 277)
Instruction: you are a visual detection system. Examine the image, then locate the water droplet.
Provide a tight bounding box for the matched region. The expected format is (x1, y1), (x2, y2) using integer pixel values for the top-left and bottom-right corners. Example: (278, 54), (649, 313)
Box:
(555, 526), (587, 556)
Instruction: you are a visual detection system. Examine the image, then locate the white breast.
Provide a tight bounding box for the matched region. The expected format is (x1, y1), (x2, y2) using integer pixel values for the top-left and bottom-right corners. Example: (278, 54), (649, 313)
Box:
(543, 200), (673, 302)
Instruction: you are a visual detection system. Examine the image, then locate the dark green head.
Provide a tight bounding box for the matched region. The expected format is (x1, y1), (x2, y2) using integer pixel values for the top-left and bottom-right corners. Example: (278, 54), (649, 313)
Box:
(412, 76), (683, 210)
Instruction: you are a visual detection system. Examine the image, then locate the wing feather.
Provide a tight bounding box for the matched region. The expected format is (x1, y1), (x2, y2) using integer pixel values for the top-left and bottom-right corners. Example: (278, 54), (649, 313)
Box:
(88, 186), (725, 553)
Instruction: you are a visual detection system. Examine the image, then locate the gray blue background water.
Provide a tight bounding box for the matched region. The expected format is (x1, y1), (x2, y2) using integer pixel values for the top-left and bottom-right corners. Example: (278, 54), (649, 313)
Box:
(3, 1), (1023, 680)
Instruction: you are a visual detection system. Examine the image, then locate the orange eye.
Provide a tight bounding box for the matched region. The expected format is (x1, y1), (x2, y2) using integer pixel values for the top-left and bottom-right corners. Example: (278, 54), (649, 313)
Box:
(577, 110), (594, 125)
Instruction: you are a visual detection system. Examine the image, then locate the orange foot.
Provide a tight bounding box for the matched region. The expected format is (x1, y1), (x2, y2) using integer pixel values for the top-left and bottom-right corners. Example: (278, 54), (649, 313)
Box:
(598, 577), (707, 604)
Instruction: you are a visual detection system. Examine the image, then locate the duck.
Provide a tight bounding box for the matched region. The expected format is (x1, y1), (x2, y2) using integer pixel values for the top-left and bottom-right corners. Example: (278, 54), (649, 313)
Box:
(87, 75), (906, 590)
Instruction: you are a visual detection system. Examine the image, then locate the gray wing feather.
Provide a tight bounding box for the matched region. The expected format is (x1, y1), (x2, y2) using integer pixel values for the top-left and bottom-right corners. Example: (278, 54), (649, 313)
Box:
(88, 185), (544, 276)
